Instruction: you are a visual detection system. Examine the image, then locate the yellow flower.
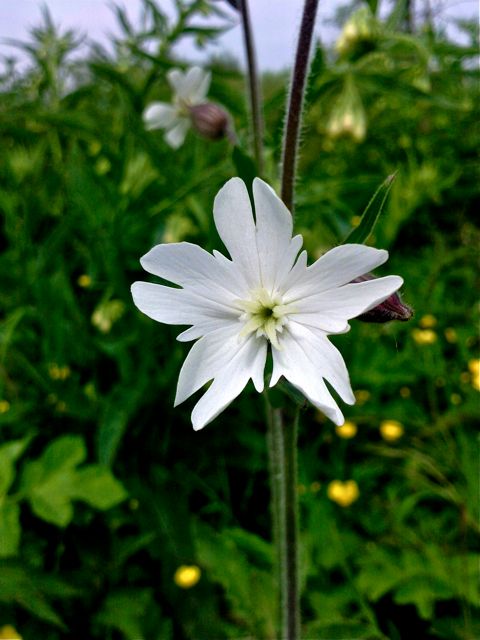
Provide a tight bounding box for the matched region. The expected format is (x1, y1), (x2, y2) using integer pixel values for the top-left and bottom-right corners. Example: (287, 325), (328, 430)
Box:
(0, 626), (22, 640)
(0, 400), (11, 414)
(354, 389), (371, 405)
(380, 420), (404, 442)
(327, 480), (359, 507)
(77, 274), (92, 288)
(468, 359), (480, 391)
(173, 565), (201, 589)
(468, 359), (479, 376)
(412, 328), (437, 345)
(419, 314), (437, 328)
(335, 420), (358, 439)
(48, 364), (70, 380)
(444, 327), (457, 343)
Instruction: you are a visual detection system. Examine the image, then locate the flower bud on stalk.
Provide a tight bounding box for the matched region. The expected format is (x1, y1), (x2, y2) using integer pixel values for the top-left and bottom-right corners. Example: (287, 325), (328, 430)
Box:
(352, 273), (413, 323)
(189, 103), (236, 143)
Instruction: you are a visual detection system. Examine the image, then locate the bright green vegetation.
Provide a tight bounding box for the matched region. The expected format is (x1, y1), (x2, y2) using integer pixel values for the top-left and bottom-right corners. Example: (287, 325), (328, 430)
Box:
(0, 1), (478, 638)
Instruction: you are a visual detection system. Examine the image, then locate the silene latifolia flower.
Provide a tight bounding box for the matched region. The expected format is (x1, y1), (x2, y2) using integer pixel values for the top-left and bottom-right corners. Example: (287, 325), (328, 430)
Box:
(131, 178), (403, 430)
(143, 66), (232, 148)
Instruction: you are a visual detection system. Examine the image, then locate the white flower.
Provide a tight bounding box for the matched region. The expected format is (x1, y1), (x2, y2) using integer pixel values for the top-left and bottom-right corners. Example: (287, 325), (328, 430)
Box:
(131, 178), (403, 431)
(143, 66), (211, 149)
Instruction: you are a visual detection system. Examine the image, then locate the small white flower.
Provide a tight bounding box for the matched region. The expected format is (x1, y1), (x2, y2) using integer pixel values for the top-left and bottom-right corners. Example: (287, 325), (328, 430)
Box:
(143, 66), (211, 149)
(131, 178), (403, 430)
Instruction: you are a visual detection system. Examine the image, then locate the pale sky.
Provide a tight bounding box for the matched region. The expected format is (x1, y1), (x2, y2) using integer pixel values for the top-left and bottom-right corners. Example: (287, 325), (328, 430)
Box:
(0, 0), (477, 71)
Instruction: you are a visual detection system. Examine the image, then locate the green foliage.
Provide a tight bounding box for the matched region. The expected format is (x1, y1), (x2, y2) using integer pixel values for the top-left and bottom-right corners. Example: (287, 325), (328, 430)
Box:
(0, 0), (478, 638)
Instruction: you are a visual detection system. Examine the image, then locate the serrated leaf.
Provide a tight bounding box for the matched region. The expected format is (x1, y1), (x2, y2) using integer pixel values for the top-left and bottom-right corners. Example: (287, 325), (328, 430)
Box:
(0, 502), (21, 557)
(342, 173), (396, 245)
(21, 435), (126, 526)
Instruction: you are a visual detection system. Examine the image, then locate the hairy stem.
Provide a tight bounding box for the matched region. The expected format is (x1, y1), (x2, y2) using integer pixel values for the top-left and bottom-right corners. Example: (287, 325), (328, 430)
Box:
(280, 0), (320, 213)
(265, 395), (300, 639)
(238, 0), (264, 174)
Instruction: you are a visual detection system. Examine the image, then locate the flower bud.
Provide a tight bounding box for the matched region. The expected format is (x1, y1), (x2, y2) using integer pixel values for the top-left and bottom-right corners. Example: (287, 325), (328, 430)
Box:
(326, 78), (367, 142)
(189, 103), (235, 143)
(352, 273), (413, 323)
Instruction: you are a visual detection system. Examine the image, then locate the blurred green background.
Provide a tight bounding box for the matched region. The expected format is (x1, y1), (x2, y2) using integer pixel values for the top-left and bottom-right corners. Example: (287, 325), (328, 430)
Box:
(0, 1), (479, 638)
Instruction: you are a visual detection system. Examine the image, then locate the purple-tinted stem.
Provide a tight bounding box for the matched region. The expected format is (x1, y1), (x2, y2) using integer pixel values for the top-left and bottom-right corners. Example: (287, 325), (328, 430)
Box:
(280, 0), (319, 214)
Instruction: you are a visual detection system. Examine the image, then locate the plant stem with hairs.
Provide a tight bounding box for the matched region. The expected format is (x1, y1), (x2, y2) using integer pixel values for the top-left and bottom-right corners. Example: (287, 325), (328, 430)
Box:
(281, 0), (320, 214)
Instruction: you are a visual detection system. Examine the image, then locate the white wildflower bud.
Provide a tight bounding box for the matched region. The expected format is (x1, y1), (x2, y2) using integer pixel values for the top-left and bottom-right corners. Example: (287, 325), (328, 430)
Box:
(188, 103), (235, 143)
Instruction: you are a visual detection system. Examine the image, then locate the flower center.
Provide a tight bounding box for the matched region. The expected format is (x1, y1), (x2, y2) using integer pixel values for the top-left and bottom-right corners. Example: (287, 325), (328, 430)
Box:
(236, 288), (293, 349)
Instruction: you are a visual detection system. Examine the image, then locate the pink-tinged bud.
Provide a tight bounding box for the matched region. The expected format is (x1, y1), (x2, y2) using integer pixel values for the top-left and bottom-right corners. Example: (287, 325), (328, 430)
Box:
(352, 273), (413, 323)
(189, 103), (236, 143)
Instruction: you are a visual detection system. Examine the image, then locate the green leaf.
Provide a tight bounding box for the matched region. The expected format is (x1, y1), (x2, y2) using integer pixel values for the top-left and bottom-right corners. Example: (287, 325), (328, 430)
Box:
(342, 173), (397, 245)
(0, 436), (32, 496)
(73, 466), (127, 509)
(0, 502), (21, 557)
(21, 435), (127, 526)
(0, 565), (75, 628)
(96, 589), (150, 639)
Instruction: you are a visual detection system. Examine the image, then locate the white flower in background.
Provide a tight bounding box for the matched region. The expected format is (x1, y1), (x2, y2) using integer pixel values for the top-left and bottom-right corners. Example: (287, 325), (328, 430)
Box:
(143, 66), (211, 149)
(131, 178), (403, 430)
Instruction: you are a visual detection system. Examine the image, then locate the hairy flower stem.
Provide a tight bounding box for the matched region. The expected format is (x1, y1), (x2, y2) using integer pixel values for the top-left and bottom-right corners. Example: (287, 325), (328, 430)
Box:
(265, 394), (300, 639)
(238, 0), (264, 174)
(280, 0), (320, 213)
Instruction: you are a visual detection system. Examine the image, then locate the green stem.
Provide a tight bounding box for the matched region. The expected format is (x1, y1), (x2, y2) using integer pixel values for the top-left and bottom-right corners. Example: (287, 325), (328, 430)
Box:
(238, 0), (264, 174)
(265, 394), (300, 639)
(280, 0), (320, 214)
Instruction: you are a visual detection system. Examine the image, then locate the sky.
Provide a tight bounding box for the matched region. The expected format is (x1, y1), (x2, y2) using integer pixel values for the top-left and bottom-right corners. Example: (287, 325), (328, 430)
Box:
(0, 0), (477, 72)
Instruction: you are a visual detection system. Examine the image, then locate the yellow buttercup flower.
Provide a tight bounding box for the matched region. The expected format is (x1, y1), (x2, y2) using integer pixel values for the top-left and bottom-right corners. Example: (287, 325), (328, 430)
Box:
(380, 419), (404, 442)
(419, 314), (437, 328)
(77, 274), (92, 288)
(335, 420), (357, 439)
(0, 400), (11, 413)
(444, 327), (457, 343)
(0, 626), (22, 640)
(327, 480), (359, 507)
(412, 328), (437, 345)
(173, 565), (201, 589)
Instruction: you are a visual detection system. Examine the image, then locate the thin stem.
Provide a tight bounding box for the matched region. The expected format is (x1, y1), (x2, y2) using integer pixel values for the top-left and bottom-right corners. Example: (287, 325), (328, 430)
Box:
(238, 0), (264, 174)
(280, 0), (320, 213)
(265, 394), (300, 639)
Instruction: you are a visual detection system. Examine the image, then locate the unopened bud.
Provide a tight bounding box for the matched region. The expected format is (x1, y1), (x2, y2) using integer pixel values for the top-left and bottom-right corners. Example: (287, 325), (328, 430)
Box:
(352, 273), (413, 323)
(189, 103), (235, 143)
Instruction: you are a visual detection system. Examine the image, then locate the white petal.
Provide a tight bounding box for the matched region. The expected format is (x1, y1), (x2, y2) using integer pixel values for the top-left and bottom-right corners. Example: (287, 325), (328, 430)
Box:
(213, 178), (260, 286)
(292, 275), (403, 330)
(252, 178), (295, 291)
(166, 68), (185, 95)
(270, 326), (350, 425)
(184, 67), (211, 103)
(284, 244), (389, 302)
(167, 67), (211, 103)
(190, 335), (267, 430)
(165, 119), (190, 149)
(140, 242), (246, 300)
(131, 281), (238, 327)
(175, 324), (245, 405)
(143, 102), (177, 130)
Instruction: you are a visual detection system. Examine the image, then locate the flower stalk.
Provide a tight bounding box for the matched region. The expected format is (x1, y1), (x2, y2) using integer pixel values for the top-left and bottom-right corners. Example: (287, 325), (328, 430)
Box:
(238, 0), (264, 174)
(266, 398), (300, 639)
(281, 0), (320, 213)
